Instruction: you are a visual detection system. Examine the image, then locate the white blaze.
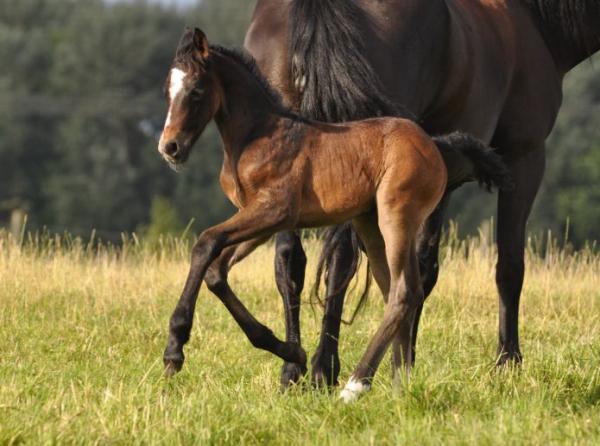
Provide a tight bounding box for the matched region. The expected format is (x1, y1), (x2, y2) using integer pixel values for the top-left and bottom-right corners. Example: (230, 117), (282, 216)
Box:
(165, 68), (187, 128)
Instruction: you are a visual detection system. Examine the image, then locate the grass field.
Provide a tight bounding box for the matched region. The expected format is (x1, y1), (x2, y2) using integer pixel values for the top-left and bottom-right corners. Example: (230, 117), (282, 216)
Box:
(0, 229), (599, 445)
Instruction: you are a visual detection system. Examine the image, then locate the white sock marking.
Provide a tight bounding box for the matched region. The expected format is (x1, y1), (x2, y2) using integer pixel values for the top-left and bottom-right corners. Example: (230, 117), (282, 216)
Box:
(340, 376), (370, 403)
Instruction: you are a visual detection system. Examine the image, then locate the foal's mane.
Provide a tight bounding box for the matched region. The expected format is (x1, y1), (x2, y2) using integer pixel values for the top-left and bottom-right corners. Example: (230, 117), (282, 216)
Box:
(209, 45), (301, 119)
(522, 0), (600, 53)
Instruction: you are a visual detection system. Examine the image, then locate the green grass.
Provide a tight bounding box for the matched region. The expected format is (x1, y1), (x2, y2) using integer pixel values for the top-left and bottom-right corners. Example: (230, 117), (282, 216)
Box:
(0, 230), (599, 445)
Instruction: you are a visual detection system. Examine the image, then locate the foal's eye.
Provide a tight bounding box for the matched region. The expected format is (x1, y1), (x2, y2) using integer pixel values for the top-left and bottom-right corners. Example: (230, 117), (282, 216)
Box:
(190, 87), (205, 100)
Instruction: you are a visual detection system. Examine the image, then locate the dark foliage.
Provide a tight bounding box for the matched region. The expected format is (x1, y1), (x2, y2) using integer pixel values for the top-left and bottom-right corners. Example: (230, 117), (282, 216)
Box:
(0, 0), (598, 246)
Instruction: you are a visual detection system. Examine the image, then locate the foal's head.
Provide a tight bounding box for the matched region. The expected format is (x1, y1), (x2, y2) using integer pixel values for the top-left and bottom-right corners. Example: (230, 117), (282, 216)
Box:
(158, 28), (222, 166)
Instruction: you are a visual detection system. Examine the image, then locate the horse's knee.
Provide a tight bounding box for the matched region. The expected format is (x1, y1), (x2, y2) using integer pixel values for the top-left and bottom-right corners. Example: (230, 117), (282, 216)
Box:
(275, 232), (306, 290)
(275, 232), (306, 266)
(204, 266), (227, 295)
(331, 225), (355, 261)
(191, 231), (224, 265)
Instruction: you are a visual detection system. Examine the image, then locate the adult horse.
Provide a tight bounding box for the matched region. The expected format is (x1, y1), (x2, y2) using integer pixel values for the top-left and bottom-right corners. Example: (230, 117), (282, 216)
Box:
(244, 0), (600, 387)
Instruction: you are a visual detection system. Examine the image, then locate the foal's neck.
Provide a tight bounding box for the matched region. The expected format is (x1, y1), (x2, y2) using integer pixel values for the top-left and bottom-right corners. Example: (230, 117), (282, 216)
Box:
(212, 52), (286, 153)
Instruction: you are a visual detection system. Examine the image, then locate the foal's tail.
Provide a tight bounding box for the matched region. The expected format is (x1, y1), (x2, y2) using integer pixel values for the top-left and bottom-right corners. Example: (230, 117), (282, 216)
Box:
(433, 132), (514, 192)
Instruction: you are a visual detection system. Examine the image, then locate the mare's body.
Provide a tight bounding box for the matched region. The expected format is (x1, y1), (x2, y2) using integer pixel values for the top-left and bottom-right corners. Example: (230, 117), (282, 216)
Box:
(244, 0), (600, 385)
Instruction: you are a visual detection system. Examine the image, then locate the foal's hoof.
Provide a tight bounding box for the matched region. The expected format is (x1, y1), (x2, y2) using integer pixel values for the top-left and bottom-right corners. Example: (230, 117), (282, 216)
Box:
(339, 376), (371, 403)
(280, 361), (307, 391)
(163, 352), (184, 377)
(311, 350), (340, 388)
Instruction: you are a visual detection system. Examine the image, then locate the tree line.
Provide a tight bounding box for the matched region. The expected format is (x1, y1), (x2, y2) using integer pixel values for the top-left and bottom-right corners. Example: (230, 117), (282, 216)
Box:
(1, 0), (598, 245)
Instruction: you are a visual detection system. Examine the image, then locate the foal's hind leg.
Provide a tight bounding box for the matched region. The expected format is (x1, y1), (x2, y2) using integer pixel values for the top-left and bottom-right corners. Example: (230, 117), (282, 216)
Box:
(353, 214), (422, 382)
(412, 193), (451, 365)
(341, 209), (421, 402)
(391, 243), (422, 383)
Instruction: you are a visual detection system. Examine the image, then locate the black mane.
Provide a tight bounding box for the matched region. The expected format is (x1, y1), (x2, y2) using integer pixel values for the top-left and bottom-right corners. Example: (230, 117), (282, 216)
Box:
(522, 0), (600, 54)
(289, 0), (409, 122)
(208, 45), (295, 116)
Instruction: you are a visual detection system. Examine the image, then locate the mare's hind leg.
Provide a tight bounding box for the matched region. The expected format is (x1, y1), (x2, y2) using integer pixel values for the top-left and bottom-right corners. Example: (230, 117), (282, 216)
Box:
(274, 231), (308, 389)
(340, 209), (421, 403)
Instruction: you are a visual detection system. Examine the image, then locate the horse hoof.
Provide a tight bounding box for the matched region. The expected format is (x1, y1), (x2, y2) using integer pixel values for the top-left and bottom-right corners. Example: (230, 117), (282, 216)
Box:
(496, 349), (523, 368)
(311, 350), (340, 387)
(280, 362), (307, 390)
(339, 376), (370, 403)
(164, 361), (182, 378)
(163, 351), (184, 377)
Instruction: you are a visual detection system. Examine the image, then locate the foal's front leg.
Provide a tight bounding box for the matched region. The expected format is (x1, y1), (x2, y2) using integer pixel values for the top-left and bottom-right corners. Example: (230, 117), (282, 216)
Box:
(163, 199), (303, 375)
(204, 237), (308, 374)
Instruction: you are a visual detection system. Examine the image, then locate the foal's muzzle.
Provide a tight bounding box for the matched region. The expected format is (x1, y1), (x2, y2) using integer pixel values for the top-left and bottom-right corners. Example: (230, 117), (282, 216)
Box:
(159, 139), (188, 165)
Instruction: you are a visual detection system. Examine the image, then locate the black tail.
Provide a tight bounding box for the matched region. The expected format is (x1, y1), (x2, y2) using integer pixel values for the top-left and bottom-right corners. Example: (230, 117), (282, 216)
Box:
(289, 0), (411, 122)
(433, 132), (514, 192)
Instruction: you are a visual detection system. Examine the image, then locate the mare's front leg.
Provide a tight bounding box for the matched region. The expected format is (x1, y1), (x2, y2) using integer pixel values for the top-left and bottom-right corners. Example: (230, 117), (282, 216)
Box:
(274, 231), (308, 389)
(163, 198), (304, 375)
(311, 222), (358, 387)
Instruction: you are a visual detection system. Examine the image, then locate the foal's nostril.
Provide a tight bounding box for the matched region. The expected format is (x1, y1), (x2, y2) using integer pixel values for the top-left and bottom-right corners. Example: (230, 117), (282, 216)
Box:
(164, 141), (179, 158)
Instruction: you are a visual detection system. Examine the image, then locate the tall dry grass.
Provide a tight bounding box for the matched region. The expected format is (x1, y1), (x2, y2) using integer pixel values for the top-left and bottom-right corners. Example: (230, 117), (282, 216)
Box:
(0, 226), (598, 444)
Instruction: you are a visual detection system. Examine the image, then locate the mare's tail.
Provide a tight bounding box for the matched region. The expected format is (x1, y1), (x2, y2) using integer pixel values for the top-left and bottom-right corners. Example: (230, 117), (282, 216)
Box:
(433, 132), (514, 192)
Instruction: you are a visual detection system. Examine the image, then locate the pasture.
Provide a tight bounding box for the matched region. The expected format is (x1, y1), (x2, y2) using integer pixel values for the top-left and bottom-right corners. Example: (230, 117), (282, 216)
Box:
(0, 230), (599, 445)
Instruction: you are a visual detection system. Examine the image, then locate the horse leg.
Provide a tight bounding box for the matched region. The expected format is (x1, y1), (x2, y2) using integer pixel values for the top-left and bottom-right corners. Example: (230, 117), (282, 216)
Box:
(496, 147), (545, 366)
(203, 236), (308, 374)
(163, 200), (305, 375)
(411, 193), (451, 364)
(391, 244), (421, 383)
(311, 222), (357, 387)
(340, 210), (420, 402)
(274, 231), (308, 389)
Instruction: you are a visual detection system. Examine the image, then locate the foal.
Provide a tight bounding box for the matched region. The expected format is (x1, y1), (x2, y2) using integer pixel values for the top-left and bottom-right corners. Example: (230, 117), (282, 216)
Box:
(159, 28), (510, 401)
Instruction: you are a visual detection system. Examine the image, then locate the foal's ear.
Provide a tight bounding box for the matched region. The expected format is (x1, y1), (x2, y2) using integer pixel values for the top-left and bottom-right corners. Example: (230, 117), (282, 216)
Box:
(192, 28), (210, 62)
